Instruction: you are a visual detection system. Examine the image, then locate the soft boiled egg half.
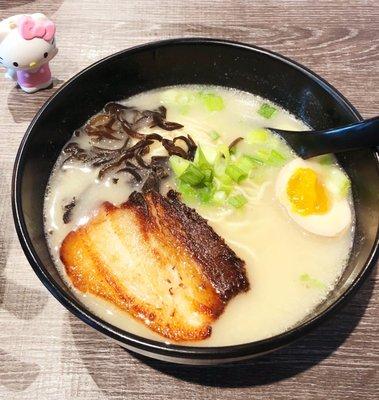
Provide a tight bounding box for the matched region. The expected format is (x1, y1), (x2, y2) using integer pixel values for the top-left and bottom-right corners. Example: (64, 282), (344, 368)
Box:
(276, 158), (352, 237)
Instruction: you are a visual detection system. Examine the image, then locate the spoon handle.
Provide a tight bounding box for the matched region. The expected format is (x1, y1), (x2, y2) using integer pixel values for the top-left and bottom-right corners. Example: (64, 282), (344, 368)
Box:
(300, 117), (379, 158)
(276, 116), (379, 159)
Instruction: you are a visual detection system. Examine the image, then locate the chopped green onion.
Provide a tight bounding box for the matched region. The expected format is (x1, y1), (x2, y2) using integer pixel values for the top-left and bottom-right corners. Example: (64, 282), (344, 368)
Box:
(267, 134), (283, 149)
(208, 130), (220, 141)
(217, 144), (230, 161)
(161, 89), (196, 114)
(213, 190), (227, 204)
(199, 145), (219, 165)
(213, 160), (226, 178)
(249, 149), (288, 167)
(161, 89), (196, 106)
(267, 149), (288, 166)
(219, 185), (233, 195)
(178, 104), (190, 115)
(194, 146), (211, 169)
(244, 154), (265, 166)
(199, 92), (225, 111)
(203, 168), (213, 182)
(318, 154), (334, 165)
(169, 133), (284, 210)
(227, 194), (248, 208)
(197, 185), (215, 203)
(214, 177), (233, 194)
(169, 155), (190, 177)
(160, 89), (179, 105)
(255, 148), (271, 163)
(326, 168), (351, 198)
(179, 163), (205, 186)
(236, 155), (257, 174)
(340, 179), (351, 197)
(225, 164), (248, 183)
(299, 273), (326, 289)
(216, 180), (234, 194)
(250, 168), (269, 184)
(258, 103), (277, 119)
(215, 174), (234, 188)
(176, 91), (196, 106)
(177, 181), (197, 201)
(246, 128), (269, 144)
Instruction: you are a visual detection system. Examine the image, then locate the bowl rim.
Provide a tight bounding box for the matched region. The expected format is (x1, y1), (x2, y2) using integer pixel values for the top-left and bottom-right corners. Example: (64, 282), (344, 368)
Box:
(12, 37), (379, 361)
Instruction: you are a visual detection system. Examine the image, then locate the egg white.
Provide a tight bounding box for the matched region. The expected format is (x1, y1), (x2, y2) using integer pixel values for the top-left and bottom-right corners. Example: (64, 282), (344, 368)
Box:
(276, 158), (352, 237)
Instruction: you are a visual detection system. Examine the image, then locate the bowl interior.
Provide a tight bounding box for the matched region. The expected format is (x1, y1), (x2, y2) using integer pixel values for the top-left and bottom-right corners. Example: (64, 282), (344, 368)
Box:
(13, 39), (379, 361)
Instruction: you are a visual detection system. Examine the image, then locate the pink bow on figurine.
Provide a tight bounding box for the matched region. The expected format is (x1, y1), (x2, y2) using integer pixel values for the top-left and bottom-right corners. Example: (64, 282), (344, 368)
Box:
(18, 16), (55, 42)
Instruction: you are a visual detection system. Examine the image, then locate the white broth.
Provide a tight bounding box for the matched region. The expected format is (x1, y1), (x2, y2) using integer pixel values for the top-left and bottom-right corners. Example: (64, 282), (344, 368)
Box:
(44, 85), (354, 346)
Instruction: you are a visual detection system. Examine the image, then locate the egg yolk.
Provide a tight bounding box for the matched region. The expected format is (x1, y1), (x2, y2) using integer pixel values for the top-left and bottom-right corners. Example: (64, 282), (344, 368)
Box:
(286, 167), (329, 215)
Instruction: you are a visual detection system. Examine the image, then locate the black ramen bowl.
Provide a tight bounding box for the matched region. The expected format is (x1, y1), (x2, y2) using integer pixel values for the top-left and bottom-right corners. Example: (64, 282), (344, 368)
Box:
(12, 38), (379, 365)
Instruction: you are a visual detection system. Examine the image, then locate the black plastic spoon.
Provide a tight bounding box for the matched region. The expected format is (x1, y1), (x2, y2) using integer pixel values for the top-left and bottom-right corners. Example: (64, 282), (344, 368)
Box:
(268, 116), (379, 159)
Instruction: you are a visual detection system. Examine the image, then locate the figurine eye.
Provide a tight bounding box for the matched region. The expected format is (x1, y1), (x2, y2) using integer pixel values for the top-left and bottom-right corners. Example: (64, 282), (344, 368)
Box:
(44, 52), (48, 58)
(13, 62), (18, 67)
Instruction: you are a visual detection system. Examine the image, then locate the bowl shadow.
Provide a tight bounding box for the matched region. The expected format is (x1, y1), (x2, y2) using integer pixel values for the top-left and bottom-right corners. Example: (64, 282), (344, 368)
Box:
(67, 273), (375, 392)
(0, 169), (44, 391)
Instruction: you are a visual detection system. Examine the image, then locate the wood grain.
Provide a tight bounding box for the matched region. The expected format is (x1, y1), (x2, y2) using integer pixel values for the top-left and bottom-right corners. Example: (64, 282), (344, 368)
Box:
(0, 0), (378, 399)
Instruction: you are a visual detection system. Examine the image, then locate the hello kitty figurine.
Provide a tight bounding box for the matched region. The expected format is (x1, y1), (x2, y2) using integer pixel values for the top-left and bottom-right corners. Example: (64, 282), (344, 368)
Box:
(0, 13), (58, 93)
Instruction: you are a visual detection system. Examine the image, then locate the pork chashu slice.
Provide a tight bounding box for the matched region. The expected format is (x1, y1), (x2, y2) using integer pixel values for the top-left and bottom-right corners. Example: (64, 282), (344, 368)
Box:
(60, 190), (249, 341)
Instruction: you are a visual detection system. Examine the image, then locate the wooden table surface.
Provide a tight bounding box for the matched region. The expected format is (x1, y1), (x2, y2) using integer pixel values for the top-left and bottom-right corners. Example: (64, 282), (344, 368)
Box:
(0, 1), (378, 399)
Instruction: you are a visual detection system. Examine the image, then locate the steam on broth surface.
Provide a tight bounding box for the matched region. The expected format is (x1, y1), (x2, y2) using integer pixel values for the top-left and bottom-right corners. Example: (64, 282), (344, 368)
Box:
(44, 85), (354, 346)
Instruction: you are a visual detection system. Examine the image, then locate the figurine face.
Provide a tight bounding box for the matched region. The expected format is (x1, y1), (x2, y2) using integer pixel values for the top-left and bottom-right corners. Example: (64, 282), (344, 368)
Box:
(0, 13), (58, 71)
(0, 31), (57, 70)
